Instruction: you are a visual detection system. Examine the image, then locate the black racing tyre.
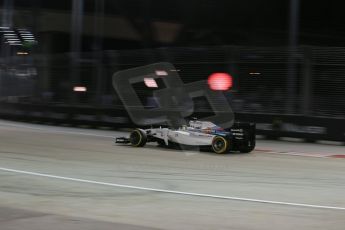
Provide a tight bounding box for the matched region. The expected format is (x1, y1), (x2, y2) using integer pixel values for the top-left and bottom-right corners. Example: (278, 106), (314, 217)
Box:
(211, 136), (230, 154)
(129, 129), (147, 147)
(239, 140), (256, 153)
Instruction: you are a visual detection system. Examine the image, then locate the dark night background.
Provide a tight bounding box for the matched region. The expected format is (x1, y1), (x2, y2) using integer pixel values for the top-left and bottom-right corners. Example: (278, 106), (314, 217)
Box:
(1, 0), (345, 122)
(5, 0), (345, 52)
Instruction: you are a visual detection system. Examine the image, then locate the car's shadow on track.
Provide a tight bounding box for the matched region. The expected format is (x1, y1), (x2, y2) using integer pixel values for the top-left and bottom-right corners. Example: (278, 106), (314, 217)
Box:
(115, 143), (251, 157)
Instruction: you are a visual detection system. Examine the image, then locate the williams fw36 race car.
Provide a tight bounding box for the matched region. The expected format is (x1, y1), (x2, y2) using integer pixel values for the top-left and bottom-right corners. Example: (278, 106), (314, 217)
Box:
(116, 120), (256, 154)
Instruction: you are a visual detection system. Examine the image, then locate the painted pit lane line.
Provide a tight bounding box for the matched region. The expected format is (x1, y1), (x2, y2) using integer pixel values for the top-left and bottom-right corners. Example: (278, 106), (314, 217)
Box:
(0, 167), (345, 211)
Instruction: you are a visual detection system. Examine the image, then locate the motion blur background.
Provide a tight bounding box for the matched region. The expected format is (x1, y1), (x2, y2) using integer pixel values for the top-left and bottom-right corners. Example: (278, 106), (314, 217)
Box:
(0, 0), (344, 142)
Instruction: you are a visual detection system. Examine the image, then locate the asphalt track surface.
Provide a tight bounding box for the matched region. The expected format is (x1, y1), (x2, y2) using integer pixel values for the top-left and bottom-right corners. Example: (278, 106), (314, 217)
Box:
(0, 119), (344, 230)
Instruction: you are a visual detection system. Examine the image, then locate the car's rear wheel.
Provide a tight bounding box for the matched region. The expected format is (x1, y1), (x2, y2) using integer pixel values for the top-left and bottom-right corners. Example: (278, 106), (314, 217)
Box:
(212, 136), (230, 154)
(129, 129), (147, 147)
(239, 131), (256, 153)
(239, 140), (255, 153)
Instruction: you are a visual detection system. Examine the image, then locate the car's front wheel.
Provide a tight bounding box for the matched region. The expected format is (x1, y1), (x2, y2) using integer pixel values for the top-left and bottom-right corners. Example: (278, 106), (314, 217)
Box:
(129, 129), (147, 147)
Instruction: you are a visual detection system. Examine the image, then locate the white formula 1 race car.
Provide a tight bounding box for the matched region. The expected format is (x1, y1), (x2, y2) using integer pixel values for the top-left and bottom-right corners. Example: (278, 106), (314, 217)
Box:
(115, 120), (255, 154)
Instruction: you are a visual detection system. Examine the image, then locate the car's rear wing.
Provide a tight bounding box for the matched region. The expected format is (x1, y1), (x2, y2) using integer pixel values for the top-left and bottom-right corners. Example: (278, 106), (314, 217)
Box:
(231, 122), (256, 131)
(228, 122), (256, 139)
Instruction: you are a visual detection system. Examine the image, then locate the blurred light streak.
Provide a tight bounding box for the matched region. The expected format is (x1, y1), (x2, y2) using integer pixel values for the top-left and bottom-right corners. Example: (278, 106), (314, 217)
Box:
(73, 86), (87, 92)
(155, 70), (168, 76)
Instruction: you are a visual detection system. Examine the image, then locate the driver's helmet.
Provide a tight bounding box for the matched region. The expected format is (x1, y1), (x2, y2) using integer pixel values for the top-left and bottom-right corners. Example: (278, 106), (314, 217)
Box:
(202, 127), (212, 134)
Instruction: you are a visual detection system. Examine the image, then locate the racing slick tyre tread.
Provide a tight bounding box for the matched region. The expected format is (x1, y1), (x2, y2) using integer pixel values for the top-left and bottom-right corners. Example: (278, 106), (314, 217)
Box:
(211, 136), (230, 154)
(239, 131), (256, 153)
(239, 140), (256, 153)
(130, 129), (147, 147)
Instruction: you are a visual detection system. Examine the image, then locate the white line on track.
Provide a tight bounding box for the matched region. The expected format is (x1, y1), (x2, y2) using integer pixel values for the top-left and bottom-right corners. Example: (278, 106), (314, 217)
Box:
(1, 166), (345, 211)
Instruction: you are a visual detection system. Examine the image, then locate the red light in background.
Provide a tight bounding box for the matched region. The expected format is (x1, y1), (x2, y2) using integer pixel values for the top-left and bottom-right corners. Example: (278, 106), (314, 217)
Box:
(207, 73), (233, 91)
